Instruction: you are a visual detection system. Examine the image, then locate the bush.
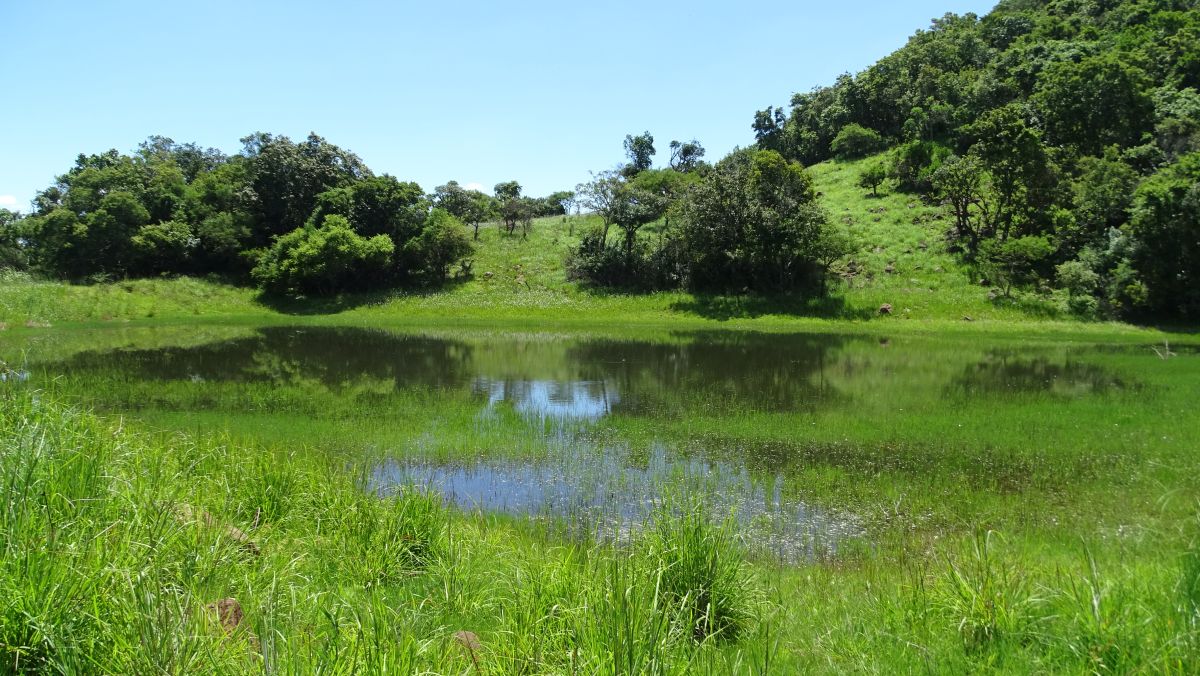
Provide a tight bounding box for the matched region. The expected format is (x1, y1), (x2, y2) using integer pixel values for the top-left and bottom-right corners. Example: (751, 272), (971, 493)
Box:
(252, 215), (394, 295)
(566, 229), (683, 290)
(131, 220), (196, 274)
(831, 124), (886, 160)
(892, 140), (952, 192)
(401, 208), (473, 280)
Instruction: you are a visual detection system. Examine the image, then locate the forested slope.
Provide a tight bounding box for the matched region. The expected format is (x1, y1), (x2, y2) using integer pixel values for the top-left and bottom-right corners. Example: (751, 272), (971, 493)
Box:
(753, 0), (1200, 319)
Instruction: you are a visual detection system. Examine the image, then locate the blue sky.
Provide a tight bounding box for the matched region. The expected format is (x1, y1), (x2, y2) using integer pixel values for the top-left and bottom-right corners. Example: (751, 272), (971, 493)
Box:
(0, 0), (995, 212)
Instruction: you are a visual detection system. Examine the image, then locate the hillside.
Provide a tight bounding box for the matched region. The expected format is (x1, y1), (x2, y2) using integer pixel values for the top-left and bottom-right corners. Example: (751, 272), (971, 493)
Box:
(0, 158), (1179, 337)
(754, 0), (1200, 320)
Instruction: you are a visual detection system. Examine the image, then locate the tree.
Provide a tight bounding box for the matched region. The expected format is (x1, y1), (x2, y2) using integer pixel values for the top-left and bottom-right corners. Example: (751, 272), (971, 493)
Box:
(830, 124), (886, 160)
(623, 131), (656, 176)
(0, 209), (28, 271)
(494, 181), (532, 237)
(669, 139), (707, 172)
(964, 104), (1058, 241)
(931, 154), (991, 256)
(131, 220), (195, 275)
(239, 132), (372, 242)
(576, 171), (624, 246)
(433, 180), (473, 218)
(858, 163), (888, 196)
(1033, 54), (1154, 155)
(252, 215), (393, 295)
(978, 235), (1054, 298)
(402, 209), (473, 280)
(678, 149), (840, 292)
(1127, 152), (1200, 318)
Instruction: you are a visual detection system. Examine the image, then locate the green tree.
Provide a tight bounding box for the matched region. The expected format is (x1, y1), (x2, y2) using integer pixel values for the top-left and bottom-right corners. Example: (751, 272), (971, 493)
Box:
(668, 139), (707, 172)
(858, 163), (889, 196)
(252, 215), (393, 295)
(1033, 54), (1154, 155)
(978, 235), (1054, 298)
(240, 132), (372, 242)
(131, 220), (196, 275)
(623, 131), (656, 176)
(679, 149), (840, 292)
(1127, 152), (1200, 318)
(401, 209), (473, 280)
(931, 154), (991, 256)
(830, 124), (886, 160)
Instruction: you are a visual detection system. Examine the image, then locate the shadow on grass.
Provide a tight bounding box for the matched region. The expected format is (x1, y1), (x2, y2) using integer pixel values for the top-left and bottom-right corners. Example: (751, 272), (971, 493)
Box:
(670, 294), (876, 321)
(256, 276), (471, 316)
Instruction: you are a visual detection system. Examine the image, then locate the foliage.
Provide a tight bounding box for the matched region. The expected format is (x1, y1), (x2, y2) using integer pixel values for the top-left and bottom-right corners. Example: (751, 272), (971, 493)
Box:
(679, 149), (843, 293)
(17, 133), (474, 295)
(668, 139), (707, 172)
(831, 124), (886, 160)
(401, 209), (474, 280)
(251, 215), (394, 295)
(1127, 152), (1200, 318)
(858, 162), (889, 196)
(978, 235), (1055, 298)
(623, 131), (656, 176)
(751, 0), (1200, 318)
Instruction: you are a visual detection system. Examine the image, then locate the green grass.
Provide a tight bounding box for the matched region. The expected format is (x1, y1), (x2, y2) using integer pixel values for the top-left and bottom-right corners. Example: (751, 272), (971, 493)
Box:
(3, 380), (1198, 672)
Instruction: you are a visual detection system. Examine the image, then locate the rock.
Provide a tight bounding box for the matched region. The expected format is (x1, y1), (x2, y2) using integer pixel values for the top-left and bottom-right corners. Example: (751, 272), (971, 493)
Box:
(987, 290), (999, 301)
(175, 504), (260, 556)
(453, 630), (483, 672)
(207, 598), (244, 634)
(878, 304), (893, 315)
(962, 315), (974, 322)
(884, 264), (895, 274)
(918, 241), (929, 250)
(872, 246), (884, 254)
(933, 266), (944, 273)
(483, 271), (493, 280)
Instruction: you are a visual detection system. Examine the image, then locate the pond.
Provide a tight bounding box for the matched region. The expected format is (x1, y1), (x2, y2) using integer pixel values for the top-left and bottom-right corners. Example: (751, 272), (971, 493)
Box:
(6, 325), (1153, 562)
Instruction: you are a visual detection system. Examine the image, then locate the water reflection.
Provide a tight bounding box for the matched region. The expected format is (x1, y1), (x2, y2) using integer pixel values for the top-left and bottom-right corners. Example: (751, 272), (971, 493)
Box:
(374, 443), (862, 563)
(948, 351), (1133, 397)
(473, 377), (617, 420)
(50, 326), (857, 420)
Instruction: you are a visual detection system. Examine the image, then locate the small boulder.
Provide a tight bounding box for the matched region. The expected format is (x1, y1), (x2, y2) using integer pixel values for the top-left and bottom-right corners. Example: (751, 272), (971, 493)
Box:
(175, 504), (260, 556)
(207, 598), (244, 634)
(878, 304), (893, 315)
(884, 264), (895, 274)
(453, 630), (483, 672)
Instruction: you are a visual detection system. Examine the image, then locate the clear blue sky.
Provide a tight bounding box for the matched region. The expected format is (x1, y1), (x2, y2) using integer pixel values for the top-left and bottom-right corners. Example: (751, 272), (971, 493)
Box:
(0, 0), (995, 212)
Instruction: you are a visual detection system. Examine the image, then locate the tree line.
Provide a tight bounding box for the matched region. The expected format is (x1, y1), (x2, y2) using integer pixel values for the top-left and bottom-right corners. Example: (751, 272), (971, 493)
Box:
(752, 0), (1200, 319)
(0, 133), (573, 295)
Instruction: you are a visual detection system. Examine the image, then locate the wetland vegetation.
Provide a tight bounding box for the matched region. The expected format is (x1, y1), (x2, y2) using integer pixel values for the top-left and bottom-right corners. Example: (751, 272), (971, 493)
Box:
(3, 0), (1200, 672)
(2, 323), (1199, 672)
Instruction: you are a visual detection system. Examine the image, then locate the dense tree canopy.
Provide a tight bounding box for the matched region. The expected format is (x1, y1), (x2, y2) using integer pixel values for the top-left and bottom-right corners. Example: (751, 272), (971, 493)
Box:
(12, 133), (475, 294)
(754, 0), (1200, 319)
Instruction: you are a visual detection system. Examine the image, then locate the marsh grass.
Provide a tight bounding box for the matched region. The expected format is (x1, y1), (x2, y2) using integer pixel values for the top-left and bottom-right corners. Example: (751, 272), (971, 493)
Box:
(4, 375), (1200, 671)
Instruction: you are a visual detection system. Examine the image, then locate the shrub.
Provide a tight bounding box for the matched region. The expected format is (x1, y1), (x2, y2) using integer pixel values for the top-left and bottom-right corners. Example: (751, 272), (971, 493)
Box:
(252, 215), (393, 295)
(831, 124), (886, 160)
(400, 208), (473, 280)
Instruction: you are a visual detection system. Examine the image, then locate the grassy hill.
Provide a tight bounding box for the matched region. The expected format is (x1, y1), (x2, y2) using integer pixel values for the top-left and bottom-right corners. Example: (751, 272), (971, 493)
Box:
(3, 154), (1169, 338)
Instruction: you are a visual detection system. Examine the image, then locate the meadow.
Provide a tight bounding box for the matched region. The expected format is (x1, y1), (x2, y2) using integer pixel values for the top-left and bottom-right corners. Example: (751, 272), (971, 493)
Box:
(2, 158), (1200, 674)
